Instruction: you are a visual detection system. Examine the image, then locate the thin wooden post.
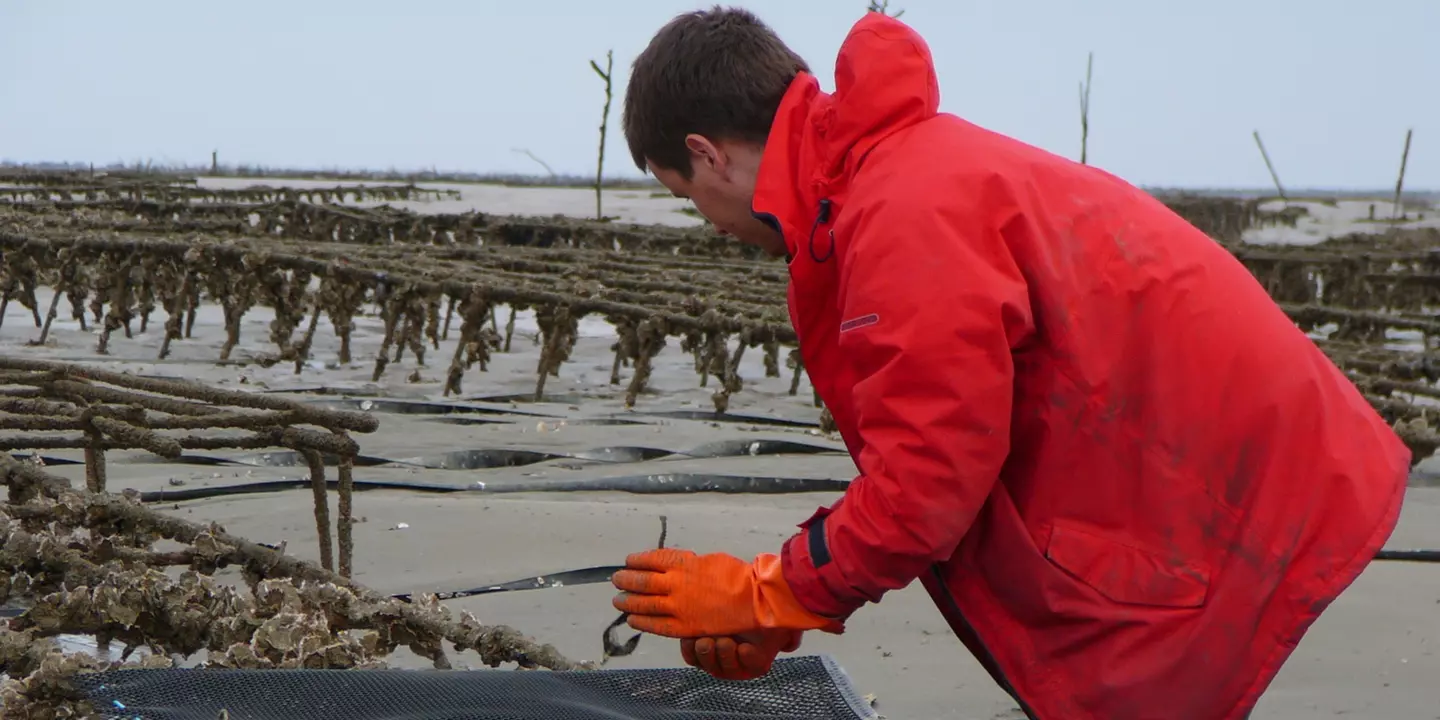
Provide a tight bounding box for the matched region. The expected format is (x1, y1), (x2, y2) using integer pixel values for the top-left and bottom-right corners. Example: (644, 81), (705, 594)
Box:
(1253, 131), (1286, 201)
(1079, 52), (1094, 165)
(1392, 128), (1413, 221)
(590, 50), (614, 221)
(867, 0), (904, 17)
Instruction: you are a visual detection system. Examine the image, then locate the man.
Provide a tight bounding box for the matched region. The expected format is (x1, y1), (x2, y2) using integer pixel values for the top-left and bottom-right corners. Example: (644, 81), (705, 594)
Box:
(609, 7), (1412, 719)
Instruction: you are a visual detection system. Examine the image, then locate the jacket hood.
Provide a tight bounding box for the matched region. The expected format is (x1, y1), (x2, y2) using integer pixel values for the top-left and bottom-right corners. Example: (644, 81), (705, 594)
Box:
(752, 12), (941, 251)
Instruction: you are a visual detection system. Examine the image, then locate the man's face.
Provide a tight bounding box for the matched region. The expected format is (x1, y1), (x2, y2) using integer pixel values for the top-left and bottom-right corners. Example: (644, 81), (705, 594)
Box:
(647, 136), (787, 257)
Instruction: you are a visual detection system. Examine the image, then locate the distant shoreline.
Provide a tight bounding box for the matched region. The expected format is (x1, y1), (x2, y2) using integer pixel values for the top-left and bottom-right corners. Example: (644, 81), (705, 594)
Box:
(2, 160), (1435, 201)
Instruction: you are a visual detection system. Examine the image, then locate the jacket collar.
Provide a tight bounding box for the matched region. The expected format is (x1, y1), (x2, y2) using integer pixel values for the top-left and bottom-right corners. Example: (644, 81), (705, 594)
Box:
(751, 12), (942, 259)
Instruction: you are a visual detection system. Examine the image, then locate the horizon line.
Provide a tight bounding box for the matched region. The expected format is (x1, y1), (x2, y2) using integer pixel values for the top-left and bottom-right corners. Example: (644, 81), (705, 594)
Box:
(2, 159), (1435, 197)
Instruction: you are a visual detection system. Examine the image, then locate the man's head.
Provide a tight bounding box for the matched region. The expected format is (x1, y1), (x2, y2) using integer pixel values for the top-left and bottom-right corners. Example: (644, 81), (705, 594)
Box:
(623, 6), (809, 255)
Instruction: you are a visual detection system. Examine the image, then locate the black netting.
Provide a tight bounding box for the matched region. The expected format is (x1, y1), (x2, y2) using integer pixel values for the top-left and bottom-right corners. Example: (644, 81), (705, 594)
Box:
(73, 654), (880, 720)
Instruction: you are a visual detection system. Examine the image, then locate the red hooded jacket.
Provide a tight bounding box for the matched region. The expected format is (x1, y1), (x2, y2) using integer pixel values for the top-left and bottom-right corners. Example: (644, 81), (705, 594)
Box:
(755, 13), (1411, 720)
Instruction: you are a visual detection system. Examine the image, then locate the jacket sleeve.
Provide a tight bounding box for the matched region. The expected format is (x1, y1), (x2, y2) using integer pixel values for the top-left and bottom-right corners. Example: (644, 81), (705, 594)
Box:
(781, 187), (1036, 621)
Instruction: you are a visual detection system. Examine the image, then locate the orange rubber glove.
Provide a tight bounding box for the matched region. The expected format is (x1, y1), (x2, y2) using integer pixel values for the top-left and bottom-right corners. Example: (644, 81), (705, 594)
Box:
(611, 548), (843, 638)
(681, 629), (804, 681)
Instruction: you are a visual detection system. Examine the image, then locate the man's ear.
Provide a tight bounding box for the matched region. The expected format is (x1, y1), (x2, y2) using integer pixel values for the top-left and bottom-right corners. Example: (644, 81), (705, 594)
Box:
(684, 134), (724, 174)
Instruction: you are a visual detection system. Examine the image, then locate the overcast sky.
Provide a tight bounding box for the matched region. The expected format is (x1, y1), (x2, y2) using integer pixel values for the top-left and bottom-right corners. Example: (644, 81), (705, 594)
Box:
(3, 0), (1435, 189)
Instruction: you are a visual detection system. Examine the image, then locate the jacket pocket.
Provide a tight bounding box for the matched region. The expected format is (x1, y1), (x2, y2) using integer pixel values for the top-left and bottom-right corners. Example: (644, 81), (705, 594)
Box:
(1045, 521), (1210, 609)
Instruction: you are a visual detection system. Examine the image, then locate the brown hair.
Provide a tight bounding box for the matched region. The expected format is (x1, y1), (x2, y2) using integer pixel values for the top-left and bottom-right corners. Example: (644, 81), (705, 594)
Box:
(623, 6), (810, 178)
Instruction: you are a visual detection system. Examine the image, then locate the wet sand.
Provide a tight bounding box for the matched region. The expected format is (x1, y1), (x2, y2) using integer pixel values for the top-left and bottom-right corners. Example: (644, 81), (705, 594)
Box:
(4, 181), (1436, 719)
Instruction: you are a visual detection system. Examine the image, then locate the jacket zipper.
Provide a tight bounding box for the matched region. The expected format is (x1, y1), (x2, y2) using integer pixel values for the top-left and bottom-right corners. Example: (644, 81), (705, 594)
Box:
(929, 565), (1042, 720)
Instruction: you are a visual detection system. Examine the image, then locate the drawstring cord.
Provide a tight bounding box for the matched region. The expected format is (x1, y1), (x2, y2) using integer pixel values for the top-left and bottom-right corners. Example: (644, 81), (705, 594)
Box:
(807, 199), (835, 263)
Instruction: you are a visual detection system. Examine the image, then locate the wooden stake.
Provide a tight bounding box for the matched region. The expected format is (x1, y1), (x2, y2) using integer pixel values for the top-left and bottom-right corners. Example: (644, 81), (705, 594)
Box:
(590, 50), (614, 221)
(867, 0), (904, 17)
(1392, 128), (1413, 221)
(1079, 52), (1094, 165)
(511, 148), (557, 178)
(1253, 130), (1287, 201)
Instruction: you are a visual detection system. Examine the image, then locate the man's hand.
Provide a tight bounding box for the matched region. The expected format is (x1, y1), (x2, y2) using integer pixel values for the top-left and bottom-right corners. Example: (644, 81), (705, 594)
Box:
(681, 629), (804, 681)
(611, 548), (843, 638)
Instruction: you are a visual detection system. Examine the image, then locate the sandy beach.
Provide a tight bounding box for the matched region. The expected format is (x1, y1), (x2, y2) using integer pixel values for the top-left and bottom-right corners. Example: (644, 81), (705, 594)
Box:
(2, 179), (1436, 719)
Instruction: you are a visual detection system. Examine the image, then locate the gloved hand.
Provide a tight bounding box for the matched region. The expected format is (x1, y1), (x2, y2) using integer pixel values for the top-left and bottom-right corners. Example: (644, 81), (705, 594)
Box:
(610, 548), (843, 638)
(681, 629), (804, 681)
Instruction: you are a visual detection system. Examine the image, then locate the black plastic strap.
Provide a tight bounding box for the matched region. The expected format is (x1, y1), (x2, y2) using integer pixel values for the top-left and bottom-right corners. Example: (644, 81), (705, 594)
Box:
(808, 514), (833, 568)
